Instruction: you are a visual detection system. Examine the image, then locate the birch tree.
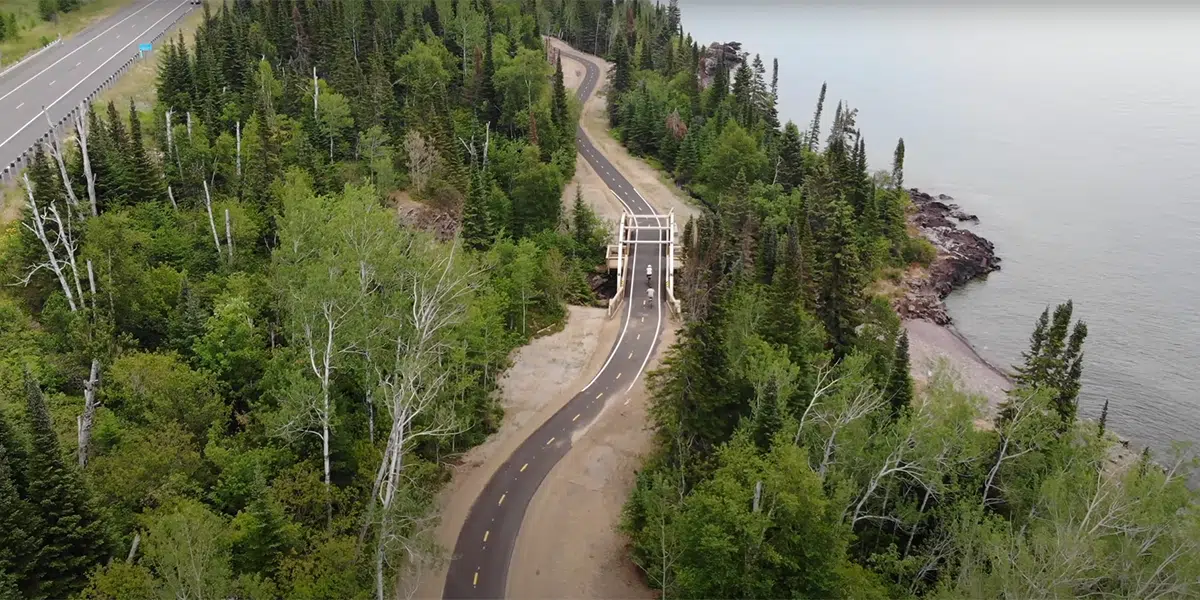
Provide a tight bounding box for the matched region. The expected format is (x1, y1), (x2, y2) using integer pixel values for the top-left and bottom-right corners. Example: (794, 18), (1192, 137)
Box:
(274, 173), (372, 523)
(369, 239), (479, 600)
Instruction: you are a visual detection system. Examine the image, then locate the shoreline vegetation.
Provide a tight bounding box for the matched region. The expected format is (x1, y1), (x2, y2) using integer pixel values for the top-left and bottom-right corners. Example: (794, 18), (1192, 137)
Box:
(545, 1), (1200, 597)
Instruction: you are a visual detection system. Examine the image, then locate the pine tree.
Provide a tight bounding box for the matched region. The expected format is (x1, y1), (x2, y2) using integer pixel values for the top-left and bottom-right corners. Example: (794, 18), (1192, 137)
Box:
(1012, 301), (1088, 426)
(887, 331), (913, 420)
(706, 51), (729, 119)
(23, 370), (108, 599)
(611, 34), (632, 94)
(892, 137), (905, 190)
(0, 444), (41, 600)
(807, 82), (826, 152)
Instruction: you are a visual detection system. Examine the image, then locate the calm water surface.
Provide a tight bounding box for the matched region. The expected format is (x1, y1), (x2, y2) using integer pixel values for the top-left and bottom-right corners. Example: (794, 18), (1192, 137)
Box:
(682, 3), (1200, 453)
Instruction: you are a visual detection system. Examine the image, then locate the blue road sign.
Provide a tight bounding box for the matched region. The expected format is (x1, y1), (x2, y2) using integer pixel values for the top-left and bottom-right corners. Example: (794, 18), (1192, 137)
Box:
(139, 43), (152, 52)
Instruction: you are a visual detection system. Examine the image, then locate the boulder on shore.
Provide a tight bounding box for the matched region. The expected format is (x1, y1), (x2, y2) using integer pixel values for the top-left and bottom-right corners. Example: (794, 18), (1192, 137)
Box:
(895, 189), (1001, 324)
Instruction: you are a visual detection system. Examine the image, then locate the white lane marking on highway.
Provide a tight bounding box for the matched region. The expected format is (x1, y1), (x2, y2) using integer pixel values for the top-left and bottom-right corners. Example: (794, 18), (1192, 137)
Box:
(0, 1), (191, 151)
(483, 530), (489, 542)
(596, 392), (603, 400)
(636, 333), (640, 340)
(616, 372), (622, 379)
(116, 35), (121, 40)
(49, 80), (56, 86)
(75, 62), (81, 67)
(498, 493), (506, 506)
(16, 102), (23, 109)
(572, 414), (580, 422)
(520, 463), (528, 472)
(0, 0), (162, 104)
(627, 352), (633, 359)
(546, 437), (555, 445)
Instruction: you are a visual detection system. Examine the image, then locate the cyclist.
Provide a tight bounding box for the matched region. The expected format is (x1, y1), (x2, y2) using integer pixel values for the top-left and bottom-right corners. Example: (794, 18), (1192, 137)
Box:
(646, 263), (653, 284)
(645, 286), (655, 307)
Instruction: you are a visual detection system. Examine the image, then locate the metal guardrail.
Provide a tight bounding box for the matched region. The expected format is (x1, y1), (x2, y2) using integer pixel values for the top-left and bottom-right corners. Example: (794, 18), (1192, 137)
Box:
(0, 8), (192, 185)
(0, 36), (62, 79)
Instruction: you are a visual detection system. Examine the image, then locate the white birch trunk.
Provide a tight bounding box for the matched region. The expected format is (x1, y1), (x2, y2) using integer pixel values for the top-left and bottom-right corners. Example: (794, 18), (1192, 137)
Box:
(224, 208), (234, 264)
(77, 358), (100, 467)
(202, 180), (223, 258)
(236, 120), (242, 177)
(167, 185), (177, 210)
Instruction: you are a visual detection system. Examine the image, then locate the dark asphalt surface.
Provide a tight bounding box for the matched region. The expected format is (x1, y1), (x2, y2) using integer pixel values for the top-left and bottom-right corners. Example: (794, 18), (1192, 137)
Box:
(442, 44), (667, 600)
(0, 0), (196, 176)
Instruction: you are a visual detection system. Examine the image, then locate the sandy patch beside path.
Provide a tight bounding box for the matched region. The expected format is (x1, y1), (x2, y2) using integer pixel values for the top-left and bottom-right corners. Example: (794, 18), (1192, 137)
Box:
(506, 326), (677, 600)
(417, 306), (619, 599)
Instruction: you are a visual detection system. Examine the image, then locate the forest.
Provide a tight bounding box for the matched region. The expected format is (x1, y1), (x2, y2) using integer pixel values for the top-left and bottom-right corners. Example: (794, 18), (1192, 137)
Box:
(548, 0), (1200, 597)
(0, 0), (609, 598)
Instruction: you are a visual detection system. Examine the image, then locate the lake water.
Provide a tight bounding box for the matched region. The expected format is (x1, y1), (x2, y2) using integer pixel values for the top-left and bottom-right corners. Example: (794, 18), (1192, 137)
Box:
(681, 3), (1200, 454)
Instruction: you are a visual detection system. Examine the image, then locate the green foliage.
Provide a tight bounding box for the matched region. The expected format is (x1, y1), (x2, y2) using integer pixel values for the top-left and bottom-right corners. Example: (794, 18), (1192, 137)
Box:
(23, 371), (109, 600)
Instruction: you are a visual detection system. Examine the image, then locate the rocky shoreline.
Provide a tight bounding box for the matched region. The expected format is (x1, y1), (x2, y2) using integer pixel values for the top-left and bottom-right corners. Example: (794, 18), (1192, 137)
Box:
(896, 189), (1002, 325)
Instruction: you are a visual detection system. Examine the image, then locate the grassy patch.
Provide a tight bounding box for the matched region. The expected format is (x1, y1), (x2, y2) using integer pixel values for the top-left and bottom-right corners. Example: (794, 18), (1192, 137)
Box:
(0, 0), (137, 69)
(95, 6), (203, 111)
(0, 178), (23, 225)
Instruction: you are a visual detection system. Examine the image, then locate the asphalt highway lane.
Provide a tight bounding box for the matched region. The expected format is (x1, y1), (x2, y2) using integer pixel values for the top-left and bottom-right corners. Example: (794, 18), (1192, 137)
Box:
(0, 0), (196, 177)
(442, 43), (667, 600)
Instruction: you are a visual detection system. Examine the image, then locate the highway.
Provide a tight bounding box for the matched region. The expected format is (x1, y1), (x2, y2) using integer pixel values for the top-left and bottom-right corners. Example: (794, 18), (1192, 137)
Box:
(442, 43), (667, 600)
(0, 0), (196, 178)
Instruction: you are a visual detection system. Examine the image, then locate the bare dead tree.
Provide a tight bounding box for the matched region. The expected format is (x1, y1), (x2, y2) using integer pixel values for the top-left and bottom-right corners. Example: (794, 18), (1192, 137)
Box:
(74, 103), (98, 216)
(404, 130), (441, 194)
(167, 185), (178, 210)
(42, 108), (80, 212)
(76, 358), (100, 467)
(20, 173), (80, 312)
(186, 111), (193, 141)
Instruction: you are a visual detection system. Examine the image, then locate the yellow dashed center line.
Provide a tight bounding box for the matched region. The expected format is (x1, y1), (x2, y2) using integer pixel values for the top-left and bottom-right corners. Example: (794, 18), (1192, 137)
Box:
(573, 413), (580, 421)
(473, 571), (479, 586)
(596, 392), (603, 400)
(520, 463), (528, 472)
(483, 530), (489, 542)
(546, 437), (555, 445)
(498, 493), (506, 506)
(616, 372), (622, 379)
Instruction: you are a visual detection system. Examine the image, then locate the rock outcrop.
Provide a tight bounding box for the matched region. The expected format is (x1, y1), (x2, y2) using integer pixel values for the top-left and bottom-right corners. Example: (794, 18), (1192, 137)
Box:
(897, 189), (1001, 324)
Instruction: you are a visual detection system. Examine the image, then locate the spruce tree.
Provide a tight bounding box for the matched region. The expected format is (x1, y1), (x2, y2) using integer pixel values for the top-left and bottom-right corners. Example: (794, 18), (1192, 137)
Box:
(807, 82), (826, 152)
(0, 409), (28, 497)
(887, 331), (913, 420)
(551, 56), (569, 147)
(777, 121), (804, 192)
(1098, 399), (1109, 438)
(0, 444), (40, 600)
(814, 198), (864, 357)
(611, 34), (632, 95)
(462, 168), (493, 251)
(706, 52), (729, 118)
(23, 370), (108, 599)
(479, 21), (500, 126)
(126, 99), (164, 204)
(1012, 301), (1088, 426)
(638, 36), (653, 71)
(892, 137), (905, 190)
